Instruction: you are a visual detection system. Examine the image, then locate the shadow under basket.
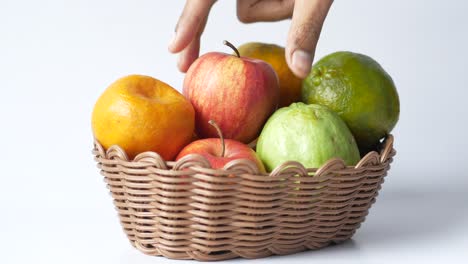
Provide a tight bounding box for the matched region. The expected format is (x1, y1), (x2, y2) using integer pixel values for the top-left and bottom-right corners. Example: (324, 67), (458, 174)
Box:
(93, 135), (395, 261)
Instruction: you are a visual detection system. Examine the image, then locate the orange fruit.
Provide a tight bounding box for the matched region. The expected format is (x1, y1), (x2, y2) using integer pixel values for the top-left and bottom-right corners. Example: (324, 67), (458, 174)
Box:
(237, 42), (303, 107)
(92, 75), (195, 160)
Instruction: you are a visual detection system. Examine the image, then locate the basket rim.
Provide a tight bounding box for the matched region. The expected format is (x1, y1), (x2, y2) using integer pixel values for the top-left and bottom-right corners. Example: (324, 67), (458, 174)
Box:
(93, 134), (395, 176)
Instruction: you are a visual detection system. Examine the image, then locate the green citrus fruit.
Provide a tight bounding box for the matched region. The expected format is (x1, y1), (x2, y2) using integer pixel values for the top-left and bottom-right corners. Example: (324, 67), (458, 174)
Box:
(302, 51), (400, 154)
(256, 103), (360, 171)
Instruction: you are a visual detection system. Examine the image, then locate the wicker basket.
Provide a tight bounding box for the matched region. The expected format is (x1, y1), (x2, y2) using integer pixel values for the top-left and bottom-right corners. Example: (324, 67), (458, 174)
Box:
(93, 135), (395, 261)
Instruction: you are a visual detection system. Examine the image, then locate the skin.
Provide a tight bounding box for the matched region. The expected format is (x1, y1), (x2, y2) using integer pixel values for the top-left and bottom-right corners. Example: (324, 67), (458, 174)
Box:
(183, 51), (279, 143)
(168, 0), (334, 79)
(176, 138), (266, 172)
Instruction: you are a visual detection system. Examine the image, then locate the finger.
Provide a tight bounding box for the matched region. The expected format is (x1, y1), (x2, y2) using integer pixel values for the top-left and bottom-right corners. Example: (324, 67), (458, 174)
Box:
(236, 0), (294, 23)
(286, 0), (333, 78)
(177, 15), (208, 72)
(168, 0), (216, 53)
(177, 37), (201, 72)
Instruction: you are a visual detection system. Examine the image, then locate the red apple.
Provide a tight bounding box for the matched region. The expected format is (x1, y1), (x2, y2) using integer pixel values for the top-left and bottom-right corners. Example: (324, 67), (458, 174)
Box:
(183, 40), (279, 144)
(176, 120), (266, 173)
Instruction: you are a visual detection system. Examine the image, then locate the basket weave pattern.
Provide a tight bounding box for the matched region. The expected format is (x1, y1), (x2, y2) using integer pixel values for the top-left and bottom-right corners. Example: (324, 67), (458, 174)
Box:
(93, 135), (395, 261)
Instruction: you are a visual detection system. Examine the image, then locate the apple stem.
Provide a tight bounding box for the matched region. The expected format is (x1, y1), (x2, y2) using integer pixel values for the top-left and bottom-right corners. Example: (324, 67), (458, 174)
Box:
(223, 40), (240, 58)
(208, 120), (225, 157)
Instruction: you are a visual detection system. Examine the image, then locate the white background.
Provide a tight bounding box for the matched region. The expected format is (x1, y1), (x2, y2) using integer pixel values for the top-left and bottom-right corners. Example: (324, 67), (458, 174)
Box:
(1, 0), (468, 263)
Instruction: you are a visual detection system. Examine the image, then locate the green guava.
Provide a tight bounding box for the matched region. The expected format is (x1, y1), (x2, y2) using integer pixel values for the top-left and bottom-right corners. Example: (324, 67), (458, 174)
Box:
(302, 51), (400, 154)
(256, 103), (360, 172)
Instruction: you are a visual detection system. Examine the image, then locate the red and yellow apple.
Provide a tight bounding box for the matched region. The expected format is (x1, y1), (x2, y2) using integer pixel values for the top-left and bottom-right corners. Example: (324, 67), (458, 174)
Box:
(183, 41), (280, 144)
(176, 120), (266, 172)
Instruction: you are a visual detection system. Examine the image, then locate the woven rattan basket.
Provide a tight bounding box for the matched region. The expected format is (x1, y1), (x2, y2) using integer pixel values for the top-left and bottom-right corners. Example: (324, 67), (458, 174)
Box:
(93, 135), (395, 261)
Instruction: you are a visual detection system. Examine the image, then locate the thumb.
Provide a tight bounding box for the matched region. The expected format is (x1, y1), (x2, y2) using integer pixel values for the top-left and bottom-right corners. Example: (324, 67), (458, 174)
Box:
(286, 0), (333, 78)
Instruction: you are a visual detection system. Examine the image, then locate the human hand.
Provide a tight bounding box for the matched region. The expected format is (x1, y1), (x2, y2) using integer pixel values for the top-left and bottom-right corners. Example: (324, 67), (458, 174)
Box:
(168, 0), (333, 78)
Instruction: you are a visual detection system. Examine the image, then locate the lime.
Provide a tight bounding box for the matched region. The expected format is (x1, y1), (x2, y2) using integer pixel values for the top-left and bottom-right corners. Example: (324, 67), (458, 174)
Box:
(302, 51), (399, 154)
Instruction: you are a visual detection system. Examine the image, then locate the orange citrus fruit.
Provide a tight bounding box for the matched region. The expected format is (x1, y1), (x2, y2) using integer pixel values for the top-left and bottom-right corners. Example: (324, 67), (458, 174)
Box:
(237, 42), (302, 107)
(92, 75), (195, 160)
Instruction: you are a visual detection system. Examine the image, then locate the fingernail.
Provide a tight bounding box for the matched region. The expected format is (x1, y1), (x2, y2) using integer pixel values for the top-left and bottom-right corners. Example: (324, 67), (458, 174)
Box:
(292, 49), (312, 77)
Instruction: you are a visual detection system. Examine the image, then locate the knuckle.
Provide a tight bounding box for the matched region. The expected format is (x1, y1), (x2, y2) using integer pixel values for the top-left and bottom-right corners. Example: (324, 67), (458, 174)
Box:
(236, 9), (253, 23)
(236, 0), (259, 23)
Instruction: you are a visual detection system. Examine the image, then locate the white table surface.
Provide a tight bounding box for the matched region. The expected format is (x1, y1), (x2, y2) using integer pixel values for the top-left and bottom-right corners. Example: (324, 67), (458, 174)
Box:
(3, 180), (467, 263)
(2, 0), (468, 263)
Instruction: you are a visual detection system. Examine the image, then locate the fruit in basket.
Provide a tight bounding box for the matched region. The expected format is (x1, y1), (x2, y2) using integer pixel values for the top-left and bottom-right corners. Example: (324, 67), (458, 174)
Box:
(92, 75), (195, 160)
(183, 40), (279, 144)
(176, 120), (266, 172)
(302, 51), (400, 154)
(256, 103), (360, 171)
(237, 42), (302, 107)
